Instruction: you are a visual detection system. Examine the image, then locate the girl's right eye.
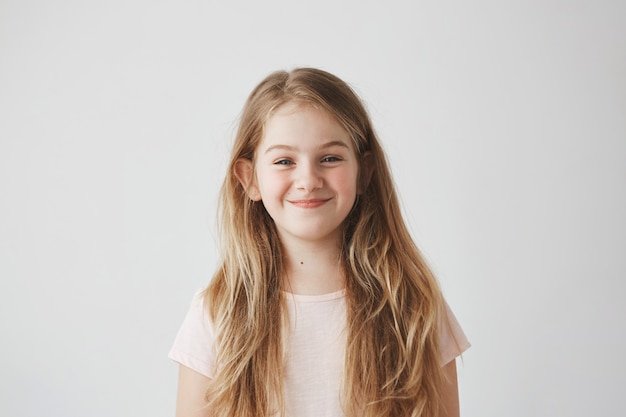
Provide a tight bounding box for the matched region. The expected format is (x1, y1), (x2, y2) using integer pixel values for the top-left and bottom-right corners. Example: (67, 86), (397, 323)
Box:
(274, 159), (294, 165)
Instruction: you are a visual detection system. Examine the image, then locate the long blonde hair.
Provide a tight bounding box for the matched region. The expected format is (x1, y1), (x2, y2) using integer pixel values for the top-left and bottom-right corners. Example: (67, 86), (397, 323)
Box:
(204, 68), (447, 416)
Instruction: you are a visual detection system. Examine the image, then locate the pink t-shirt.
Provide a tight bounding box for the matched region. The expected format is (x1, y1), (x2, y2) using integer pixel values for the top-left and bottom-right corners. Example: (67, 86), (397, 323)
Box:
(169, 289), (470, 416)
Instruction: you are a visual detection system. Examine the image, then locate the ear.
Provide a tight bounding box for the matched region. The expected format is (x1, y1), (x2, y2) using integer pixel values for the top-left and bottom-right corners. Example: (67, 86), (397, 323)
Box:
(358, 151), (374, 194)
(234, 158), (261, 201)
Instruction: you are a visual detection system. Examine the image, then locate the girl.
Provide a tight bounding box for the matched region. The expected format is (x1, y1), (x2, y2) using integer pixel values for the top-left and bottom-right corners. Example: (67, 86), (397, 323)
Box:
(169, 68), (470, 417)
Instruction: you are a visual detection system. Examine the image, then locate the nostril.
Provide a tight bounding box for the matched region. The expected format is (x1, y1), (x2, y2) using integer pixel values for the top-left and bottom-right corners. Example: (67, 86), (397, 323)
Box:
(294, 168), (323, 192)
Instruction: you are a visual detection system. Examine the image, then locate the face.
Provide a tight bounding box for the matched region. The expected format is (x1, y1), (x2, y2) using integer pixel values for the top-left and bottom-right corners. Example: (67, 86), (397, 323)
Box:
(236, 103), (361, 247)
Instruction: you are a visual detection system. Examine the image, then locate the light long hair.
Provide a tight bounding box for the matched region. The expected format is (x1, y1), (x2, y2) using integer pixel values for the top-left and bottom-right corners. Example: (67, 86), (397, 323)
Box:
(204, 68), (447, 416)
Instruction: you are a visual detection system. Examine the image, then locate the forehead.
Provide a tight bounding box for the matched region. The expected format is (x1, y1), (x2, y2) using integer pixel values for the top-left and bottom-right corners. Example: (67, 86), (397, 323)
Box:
(259, 102), (354, 150)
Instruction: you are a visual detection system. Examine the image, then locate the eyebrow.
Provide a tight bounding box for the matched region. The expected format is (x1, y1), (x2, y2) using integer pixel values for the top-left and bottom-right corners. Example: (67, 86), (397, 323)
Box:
(264, 140), (350, 154)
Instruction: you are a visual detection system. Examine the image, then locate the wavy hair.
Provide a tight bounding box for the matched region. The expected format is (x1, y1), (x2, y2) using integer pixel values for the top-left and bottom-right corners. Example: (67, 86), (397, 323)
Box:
(204, 68), (447, 417)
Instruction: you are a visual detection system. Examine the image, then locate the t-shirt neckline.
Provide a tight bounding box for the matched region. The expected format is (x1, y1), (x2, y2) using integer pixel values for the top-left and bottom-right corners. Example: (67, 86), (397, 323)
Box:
(282, 288), (346, 303)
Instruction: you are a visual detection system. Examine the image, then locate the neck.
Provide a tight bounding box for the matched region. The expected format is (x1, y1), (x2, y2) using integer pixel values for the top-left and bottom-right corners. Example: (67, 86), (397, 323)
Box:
(279, 235), (345, 296)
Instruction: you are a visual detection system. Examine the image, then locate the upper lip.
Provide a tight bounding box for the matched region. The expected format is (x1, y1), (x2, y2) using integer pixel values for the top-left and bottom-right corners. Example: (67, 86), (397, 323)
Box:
(288, 198), (330, 203)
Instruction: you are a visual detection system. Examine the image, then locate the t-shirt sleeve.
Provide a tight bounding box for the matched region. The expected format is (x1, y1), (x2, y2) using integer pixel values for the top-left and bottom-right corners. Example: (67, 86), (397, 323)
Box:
(439, 300), (471, 366)
(168, 290), (216, 379)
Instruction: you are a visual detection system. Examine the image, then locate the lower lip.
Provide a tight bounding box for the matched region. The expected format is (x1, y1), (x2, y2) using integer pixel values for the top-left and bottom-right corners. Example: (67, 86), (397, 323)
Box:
(289, 199), (330, 208)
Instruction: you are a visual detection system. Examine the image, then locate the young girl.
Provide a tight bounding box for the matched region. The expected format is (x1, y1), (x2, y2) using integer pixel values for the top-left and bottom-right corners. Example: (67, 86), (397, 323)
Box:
(169, 68), (470, 417)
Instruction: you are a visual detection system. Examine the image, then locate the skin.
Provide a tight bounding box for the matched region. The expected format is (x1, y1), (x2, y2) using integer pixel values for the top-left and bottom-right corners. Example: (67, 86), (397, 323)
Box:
(174, 103), (462, 416)
(441, 359), (461, 417)
(175, 365), (211, 417)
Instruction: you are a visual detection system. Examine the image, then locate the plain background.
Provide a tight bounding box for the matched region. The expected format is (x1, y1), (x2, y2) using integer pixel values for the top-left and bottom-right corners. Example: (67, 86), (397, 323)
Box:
(1, 0), (624, 416)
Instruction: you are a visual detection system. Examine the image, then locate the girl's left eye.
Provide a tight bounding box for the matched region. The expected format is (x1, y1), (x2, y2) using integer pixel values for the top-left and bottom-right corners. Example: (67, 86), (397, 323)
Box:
(321, 156), (342, 163)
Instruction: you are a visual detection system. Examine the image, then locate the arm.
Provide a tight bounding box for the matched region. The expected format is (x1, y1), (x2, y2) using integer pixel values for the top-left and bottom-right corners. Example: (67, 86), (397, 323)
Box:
(440, 359), (460, 417)
(175, 365), (212, 417)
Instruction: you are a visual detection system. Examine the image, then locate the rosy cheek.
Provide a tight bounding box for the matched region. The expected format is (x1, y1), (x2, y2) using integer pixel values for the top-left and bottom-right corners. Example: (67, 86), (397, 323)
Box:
(262, 171), (289, 192)
(337, 170), (358, 189)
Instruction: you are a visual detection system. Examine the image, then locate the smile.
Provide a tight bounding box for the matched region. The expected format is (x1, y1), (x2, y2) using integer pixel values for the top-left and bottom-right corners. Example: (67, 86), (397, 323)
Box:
(288, 198), (331, 208)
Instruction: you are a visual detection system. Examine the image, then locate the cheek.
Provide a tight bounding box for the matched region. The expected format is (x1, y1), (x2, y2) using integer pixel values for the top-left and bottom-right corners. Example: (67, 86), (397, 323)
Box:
(257, 169), (289, 197)
(335, 168), (360, 195)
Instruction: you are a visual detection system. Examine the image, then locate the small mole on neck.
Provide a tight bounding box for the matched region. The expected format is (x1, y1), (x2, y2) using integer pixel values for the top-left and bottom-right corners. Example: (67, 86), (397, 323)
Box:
(300, 261), (304, 265)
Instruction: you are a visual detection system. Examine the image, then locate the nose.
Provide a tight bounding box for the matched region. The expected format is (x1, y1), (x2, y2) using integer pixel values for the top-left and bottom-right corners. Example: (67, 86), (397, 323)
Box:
(295, 161), (323, 192)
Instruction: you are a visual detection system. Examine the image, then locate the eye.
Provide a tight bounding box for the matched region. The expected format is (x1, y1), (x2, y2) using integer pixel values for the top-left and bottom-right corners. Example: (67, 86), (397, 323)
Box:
(321, 156), (342, 163)
(274, 159), (294, 165)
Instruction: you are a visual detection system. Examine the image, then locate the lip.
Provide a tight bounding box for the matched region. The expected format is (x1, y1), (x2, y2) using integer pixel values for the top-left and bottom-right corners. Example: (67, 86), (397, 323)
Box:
(288, 198), (331, 208)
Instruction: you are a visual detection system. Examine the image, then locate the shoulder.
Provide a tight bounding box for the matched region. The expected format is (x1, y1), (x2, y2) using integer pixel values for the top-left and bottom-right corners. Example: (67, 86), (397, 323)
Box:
(168, 289), (216, 379)
(439, 299), (471, 365)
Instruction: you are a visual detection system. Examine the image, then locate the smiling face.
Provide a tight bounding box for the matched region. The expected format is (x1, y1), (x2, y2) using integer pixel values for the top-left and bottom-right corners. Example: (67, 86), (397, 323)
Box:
(235, 102), (361, 247)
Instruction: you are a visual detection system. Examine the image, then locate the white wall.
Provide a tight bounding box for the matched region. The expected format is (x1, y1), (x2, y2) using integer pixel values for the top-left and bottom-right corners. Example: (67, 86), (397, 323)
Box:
(1, 1), (624, 416)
